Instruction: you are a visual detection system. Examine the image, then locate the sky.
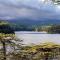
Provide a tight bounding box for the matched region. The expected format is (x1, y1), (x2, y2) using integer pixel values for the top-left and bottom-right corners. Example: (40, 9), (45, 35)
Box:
(0, 0), (60, 20)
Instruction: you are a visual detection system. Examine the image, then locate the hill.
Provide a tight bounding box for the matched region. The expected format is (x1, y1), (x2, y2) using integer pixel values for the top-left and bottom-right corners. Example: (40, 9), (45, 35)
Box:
(8, 18), (60, 26)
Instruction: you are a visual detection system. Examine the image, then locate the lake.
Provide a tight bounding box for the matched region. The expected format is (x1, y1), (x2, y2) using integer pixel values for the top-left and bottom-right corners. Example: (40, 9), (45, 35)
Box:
(15, 31), (60, 45)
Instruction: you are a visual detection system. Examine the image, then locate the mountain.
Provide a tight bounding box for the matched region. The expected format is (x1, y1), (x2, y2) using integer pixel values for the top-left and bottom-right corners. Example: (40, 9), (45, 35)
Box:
(7, 18), (60, 26)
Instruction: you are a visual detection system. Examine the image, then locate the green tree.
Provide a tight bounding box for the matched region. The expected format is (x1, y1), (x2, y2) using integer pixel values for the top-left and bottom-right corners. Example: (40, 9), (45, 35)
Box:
(0, 21), (15, 60)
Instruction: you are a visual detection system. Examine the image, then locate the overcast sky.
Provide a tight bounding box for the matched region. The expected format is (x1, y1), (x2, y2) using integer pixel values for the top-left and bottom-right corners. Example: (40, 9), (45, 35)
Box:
(0, 0), (60, 20)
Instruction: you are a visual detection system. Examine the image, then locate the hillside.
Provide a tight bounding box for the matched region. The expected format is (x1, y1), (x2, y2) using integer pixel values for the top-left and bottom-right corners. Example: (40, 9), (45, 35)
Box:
(8, 19), (60, 26)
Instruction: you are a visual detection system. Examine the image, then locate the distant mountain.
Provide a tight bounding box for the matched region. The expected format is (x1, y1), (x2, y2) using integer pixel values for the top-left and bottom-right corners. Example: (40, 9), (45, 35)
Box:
(7, 18), (60, 26)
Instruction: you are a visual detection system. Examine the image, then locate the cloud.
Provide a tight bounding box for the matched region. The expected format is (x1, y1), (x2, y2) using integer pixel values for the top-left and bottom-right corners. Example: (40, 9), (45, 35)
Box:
(0, 0), (60, 20)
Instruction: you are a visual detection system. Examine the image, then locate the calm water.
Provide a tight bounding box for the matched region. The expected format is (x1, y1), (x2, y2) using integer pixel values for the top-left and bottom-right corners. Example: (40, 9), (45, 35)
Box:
(15, 31), (60, 45)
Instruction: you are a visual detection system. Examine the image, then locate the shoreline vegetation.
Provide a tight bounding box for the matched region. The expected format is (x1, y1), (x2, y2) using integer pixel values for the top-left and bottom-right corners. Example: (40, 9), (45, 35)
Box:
(0, 20), (60, 34)
(4, 21), (60, 33)
(6, 42), (60, 60)
(0, 20), (60, 60)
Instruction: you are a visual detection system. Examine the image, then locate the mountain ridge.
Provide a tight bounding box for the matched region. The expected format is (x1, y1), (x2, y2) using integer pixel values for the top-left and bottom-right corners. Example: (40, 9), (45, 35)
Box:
(0, 18), (60, 26)
(7, 19), (60, 26)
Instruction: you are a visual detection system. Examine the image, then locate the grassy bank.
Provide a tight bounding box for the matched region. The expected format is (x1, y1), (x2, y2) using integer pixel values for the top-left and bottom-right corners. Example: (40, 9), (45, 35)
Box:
(3, 42), (60, 60)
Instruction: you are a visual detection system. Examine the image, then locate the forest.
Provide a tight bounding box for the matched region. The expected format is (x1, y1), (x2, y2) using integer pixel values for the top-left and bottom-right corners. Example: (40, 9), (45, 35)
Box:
(8, 21), (60, 33)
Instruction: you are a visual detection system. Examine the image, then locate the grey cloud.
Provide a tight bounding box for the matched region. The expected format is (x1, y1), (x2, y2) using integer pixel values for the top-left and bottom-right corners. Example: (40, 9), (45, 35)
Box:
(0, 0), (60, 20)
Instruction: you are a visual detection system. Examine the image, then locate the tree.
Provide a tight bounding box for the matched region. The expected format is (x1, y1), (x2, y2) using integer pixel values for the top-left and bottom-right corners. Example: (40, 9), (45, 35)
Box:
(48, 25), (60, 33)
(52, 0), (60, 5)
(0, 21), (15, 60)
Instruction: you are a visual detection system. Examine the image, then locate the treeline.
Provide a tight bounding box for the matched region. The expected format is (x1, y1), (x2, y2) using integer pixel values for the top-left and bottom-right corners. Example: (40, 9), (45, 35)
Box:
(48, 25), (60, 33)
(10, 22), (60, 33)
(11, 24), (34, 31)
(0, 21), (34, 32)
(6, 23), (60, 33)
(1, 20), (60, 33)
